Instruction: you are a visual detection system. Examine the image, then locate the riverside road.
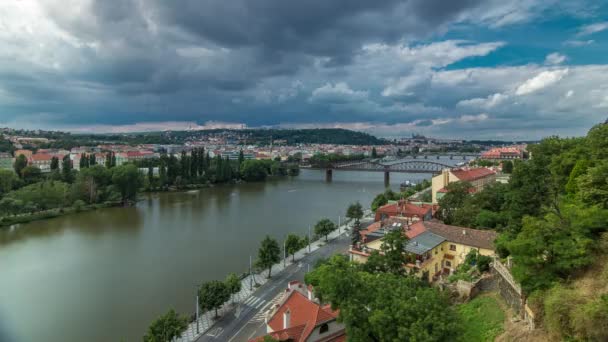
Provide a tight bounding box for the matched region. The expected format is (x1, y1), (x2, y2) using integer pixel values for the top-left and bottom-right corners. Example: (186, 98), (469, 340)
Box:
(197, 232), (351, 342)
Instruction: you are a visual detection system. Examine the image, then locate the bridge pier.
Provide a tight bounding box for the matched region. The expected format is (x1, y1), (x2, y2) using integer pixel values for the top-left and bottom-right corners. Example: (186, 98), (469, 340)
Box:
(384, 171), (390, 187)
(424, 155), (428, 159)
(325, 169), (333, 182)
(450, 155), (453, 160)
(463, 156), (466, 160)
(436, 155), (440, 159)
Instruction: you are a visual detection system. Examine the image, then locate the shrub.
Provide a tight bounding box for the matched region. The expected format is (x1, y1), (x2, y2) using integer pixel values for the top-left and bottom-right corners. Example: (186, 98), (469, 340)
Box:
(543, 284), (584, 339)
(73, 200), (86, 212)
(477, 255), (492, 273)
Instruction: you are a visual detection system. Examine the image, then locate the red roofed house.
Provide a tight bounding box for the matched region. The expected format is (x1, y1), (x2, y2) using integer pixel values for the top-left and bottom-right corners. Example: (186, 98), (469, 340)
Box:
(431, 167), (496, 204)
(374, 199), (433, 222)
(480, 146), (524, 160)
(30, 153), (65, 173)
(250, 281), (345, 342)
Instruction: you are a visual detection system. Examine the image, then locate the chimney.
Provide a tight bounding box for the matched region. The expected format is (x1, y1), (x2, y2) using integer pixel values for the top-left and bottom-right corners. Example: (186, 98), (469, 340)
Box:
(307, 288), (313, 301)
(283, 309), (291, 329)
(462, 230), (466, 236)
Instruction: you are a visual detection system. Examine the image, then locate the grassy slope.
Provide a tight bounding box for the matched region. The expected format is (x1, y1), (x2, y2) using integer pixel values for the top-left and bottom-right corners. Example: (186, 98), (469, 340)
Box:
(458, 294), (505, 342)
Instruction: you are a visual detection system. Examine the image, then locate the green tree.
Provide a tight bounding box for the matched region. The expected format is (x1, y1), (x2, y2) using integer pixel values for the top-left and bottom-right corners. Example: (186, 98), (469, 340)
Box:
(198, 280), (230, 318)
(20, 165), (42, 184)
(256, 235), (281, 278)
(62, 155), (73, 183)
(159, 156), (168, 187)
(143, 309), (188, 342)
(240, 160), (268, 182)
(305, 255), (459, 341)
(502, 160), (513, 174)
(346, 202), (364, 227)
(50, 156), (59, 171)
(379, 229), (409, 275)
(436, 181), (472, 224)
(14, 154), (27, 178)
(0, 169), (18, 195)
(576, 161), (608, 208)
(111, 164), (143, 205)
(225, 273), (242, 303)
(508, 205), (602, 292)
(371, 147), (378, 158)
(89, 154), (96, 166)
(371, 193), (388, 212)
(147, 166), (154, 189)
(79, 153), (89, 169)
(284, 234), (303, 262)
(314, 218), (336, 242)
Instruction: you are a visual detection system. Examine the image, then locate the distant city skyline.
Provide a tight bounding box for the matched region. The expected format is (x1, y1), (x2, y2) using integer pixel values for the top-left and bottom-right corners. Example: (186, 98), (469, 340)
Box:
(0, 1), (607, 139)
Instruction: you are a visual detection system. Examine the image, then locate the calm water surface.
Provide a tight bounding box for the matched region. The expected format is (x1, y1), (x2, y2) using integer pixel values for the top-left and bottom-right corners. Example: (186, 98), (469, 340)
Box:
(0, 169), (435, 342)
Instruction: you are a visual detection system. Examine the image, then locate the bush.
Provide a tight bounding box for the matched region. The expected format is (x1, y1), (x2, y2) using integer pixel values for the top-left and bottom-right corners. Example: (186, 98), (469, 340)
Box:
(571, 295), (608, 341)
(73, 200), (86, 212)
(477, 255), (492, 273)
(543, 285), (584, 339)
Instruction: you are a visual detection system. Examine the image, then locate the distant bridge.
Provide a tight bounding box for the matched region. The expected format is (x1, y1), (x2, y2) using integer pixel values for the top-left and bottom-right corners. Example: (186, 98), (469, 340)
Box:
(306, 159), (456, 185)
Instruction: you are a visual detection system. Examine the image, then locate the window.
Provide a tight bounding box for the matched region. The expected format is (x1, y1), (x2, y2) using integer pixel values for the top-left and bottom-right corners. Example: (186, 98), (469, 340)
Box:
(445, 261), (452, 267)
(450, 244), (456, 251)
(320, 323), (329, 334)
(434, 248), (438, 255)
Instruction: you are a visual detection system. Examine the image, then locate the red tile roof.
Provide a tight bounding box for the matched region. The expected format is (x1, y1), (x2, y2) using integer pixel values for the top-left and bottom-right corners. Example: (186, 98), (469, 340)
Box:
(375, 201), (432, 221)
(254, 289), (342, 342)
(451, 168), (495, 182)
(419, 220), (498, 250)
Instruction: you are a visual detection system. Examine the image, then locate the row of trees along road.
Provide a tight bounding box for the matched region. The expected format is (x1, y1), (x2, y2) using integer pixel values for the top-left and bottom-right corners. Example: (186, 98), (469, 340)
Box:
(436, 122), (608, 341)
(144, 202), (364, 340)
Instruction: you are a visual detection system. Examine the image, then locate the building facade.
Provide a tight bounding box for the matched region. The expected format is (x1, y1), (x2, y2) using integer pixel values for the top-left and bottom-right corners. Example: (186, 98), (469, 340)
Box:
(431, 167), (496, 204)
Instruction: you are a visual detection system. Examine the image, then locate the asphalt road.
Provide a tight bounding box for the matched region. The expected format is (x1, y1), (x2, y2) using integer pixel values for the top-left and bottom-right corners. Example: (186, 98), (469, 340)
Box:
(197, 232), (351, 342)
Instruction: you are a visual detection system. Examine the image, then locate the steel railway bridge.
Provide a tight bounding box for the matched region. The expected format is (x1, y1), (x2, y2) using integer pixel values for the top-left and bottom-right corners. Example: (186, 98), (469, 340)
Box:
(306, 159), (454, 186)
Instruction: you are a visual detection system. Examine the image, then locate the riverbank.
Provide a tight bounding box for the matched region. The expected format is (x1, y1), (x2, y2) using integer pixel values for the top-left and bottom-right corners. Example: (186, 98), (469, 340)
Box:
(0, 201), (123, 228)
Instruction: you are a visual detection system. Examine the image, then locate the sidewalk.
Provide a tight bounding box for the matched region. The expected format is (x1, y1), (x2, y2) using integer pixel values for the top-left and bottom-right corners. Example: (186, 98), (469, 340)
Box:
(176, 215), (369, 342)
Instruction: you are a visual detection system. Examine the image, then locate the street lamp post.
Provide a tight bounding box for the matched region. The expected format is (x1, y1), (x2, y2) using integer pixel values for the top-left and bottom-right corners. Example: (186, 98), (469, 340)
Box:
(196, 295), (200, 334)
(283, 237), (287, 267)
(308, 225), (312, 253)
(249, 255), (253, 291)
(338, 215), (341, 234)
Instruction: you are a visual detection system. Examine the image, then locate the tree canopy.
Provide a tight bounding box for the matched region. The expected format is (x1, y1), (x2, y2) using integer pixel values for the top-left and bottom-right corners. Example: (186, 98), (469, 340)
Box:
(143, 309), (188, 342)
(314, 218), (336, 242)
(256, 235), (281, 278)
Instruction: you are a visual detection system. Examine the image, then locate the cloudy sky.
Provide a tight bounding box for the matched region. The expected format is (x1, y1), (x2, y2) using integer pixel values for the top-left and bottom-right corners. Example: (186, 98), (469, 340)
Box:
(1, 0), (607, 139)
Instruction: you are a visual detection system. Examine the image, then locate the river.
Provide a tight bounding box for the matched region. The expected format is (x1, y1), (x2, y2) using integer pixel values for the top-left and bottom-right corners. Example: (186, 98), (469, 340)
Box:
(0, 167), (451, 342)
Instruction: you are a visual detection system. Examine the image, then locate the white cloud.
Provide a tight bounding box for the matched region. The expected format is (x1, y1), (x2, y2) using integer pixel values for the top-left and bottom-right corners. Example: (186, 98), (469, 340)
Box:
(515, 69), (569, 95)
(460, 113), (489, 122)
(545, 52), (567, 65)
(565, 90), (574, 98)
(564, 39), (595, 47)
(375, 40), (505, 97)
(577, 22), (608, 36)
(309, 82), (368, 103)
(457, 93), (508, 109)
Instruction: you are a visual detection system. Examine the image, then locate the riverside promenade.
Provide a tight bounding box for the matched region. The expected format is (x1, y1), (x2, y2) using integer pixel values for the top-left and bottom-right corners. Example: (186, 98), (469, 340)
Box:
(177, 213), (370, 342)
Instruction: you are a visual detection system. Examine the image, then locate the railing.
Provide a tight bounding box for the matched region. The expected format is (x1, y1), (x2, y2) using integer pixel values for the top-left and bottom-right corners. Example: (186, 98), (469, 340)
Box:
(492, 257), (522, 295)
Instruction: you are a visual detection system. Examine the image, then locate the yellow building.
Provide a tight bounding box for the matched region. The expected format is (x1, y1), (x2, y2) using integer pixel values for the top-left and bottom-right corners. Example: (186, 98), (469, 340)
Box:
(350, 220), (498, 282)
(431, 167), (496, 204)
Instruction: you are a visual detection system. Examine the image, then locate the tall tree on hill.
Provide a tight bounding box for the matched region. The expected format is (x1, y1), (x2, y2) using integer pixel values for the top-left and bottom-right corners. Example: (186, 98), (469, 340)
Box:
(215, 155), (223, 182)
(198, 148), (206, 176)
(111, 152), (116, 168)
(62, 155), (73, 183)
(205, 152), (211, 173)
(89, 154), (96, 166)
(190, 149), (198, 178)
(180, 151), (189, 180)
(50, 156), (59, 171)
(159, 155), (168, 187)
(79, 153), (89, 169)
(238, 150), (245, 179)
(105, 152), (112, 168)
(372, 147), (378, 158)
(13, 154), (27, 178)
(223, 156), (233, 181)
(147, 166), (154, 189)
(167, 154), (179, 184)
